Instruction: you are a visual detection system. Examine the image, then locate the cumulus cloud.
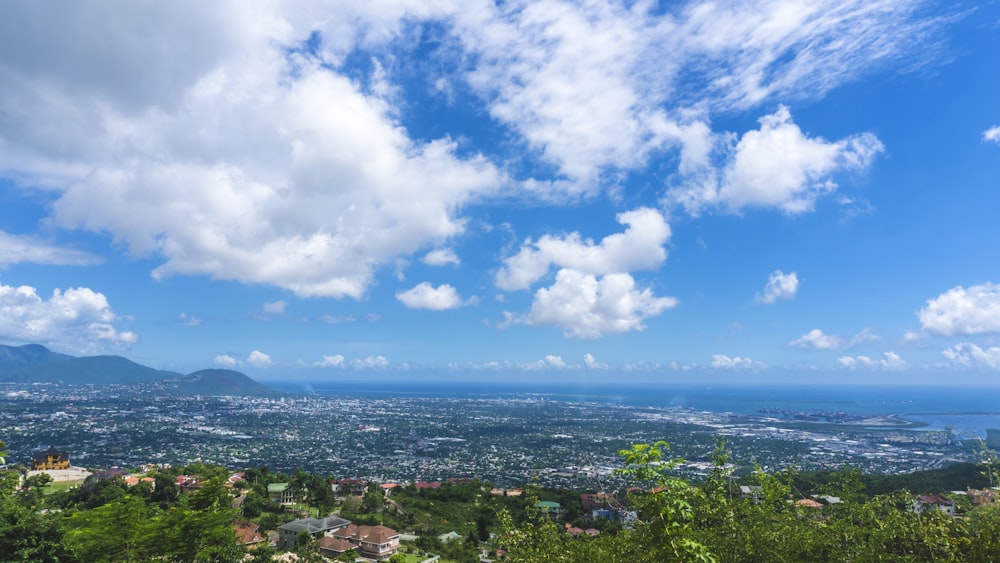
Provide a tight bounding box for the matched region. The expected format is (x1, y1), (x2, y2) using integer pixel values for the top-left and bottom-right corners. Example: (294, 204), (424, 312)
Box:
(213, 354), (238, 367)
(458, 0), (934, 196)
(791, 327), (880, 350)
(837, 351), (906, 370)
(262, 300), (287, 315)
(544, 355), (566, 368)
(523, 269), (677, 338)
(757, 270), (799, 304)
(984, 126), (1000, 144)
(0, 2), (942, 297)
(667, 107), (884, 215)
(395, 282), (464, 310)
(316, 354), (345, 368)
(0, 282), (136, 353)
(353, 356), (389, 369)
(583, 353), (606, 369)
(918, 283), (1000, 336)
(497, 208), (670, 291)
(941, 343), (1000, 370)
(0, 231), (101, 266)
(422, 248), (460, 267)
(247, 350), (273, 368)
(790, 329), (842, 350)
(711, 354), (764, 369)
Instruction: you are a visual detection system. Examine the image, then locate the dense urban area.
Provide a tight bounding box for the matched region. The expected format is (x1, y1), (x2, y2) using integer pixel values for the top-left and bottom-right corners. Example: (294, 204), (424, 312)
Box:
(4, 383), (1000, 562)
(1, 382), (977, 489)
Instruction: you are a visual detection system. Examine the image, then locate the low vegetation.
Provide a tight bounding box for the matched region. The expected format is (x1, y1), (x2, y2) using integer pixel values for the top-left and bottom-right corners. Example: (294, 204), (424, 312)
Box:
(1, 438), (999, 562)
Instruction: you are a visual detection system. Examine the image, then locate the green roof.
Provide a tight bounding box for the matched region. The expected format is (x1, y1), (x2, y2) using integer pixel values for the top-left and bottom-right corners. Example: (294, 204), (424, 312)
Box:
(267, 482), (290, 492)
(534, 501), (561, 508)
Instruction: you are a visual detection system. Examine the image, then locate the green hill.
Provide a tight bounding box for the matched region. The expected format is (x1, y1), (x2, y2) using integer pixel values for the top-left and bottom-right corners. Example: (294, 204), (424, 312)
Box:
(1, 354), (181, 384)
(155, 369), (276, 396)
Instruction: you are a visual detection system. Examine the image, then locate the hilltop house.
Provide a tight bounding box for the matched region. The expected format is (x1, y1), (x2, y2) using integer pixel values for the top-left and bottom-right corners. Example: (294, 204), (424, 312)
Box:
(268, 482), (294, 506)
(913, 494), (956, 516)
(277, 515), (351, 549)
(330, 523), (401, 560)
(31, 446), (70, 471)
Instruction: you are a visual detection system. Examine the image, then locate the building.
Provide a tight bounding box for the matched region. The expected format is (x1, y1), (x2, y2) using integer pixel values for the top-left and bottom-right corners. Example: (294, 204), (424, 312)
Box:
(277, 515), (351, 549)
(31, 446), (70, 471)
(913, 494), (956, 516)
(268, 482), (295, 506)
(233, 520), (265, 547)
(331, 523), (400, 560)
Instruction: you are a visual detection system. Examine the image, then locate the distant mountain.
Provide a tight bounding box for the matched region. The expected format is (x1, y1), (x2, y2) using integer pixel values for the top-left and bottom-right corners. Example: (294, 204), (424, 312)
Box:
(0, 344), (73, 371)
(0, 344), (277, 396)
(153, 369), (276, 396)
(1, 354), (181, 384)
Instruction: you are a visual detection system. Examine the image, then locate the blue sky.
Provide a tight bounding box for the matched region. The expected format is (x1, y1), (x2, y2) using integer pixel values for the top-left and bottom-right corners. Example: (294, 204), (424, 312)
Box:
(1, 1), (999, 384)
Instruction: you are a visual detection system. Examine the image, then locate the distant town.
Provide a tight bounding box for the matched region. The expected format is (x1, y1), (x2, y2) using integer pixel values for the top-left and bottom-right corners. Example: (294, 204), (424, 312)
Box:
(1, 382), (978, 490)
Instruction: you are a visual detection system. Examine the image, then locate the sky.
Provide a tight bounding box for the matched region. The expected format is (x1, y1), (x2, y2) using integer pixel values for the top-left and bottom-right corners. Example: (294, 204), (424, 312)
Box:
(0, 1), (998, 384)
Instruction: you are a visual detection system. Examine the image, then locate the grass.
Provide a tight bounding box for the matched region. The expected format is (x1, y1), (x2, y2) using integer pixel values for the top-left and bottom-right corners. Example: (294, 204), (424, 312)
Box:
(43, 480), (85, 494)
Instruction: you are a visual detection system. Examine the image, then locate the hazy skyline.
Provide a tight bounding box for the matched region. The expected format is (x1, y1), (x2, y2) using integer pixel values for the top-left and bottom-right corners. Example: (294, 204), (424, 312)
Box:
(1, 1), (998, 382)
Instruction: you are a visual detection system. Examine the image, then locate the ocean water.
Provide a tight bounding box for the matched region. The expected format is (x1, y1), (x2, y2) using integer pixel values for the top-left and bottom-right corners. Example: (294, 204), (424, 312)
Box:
(267, 380), (1000, 438)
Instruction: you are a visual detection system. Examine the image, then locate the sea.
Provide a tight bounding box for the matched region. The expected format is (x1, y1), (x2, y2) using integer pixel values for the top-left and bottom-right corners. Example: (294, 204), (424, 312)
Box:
(266, 380), (1000, 439)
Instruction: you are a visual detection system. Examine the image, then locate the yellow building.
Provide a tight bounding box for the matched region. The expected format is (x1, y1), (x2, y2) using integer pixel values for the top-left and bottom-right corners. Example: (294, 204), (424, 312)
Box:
(31, 446), (70, 470)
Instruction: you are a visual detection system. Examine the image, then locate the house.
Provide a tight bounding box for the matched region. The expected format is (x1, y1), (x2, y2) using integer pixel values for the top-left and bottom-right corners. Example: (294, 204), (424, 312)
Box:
(277, 515), (351, 549)
(968, 488), (996, 507)
(233, 520), (265, 547)
(581, 492), (615, 512)
(414, 480), (442, 490)
(331, 523), (401, 560)
(316, 536), (357, 558)
(175, 475), (201, 493)
(330, 478), (367, 496)
(795, 498), (823, 509)
(739, 485), (763, 502)
(31, 446), (70, 471)
(268, 482), (295, 505)
(913, 494), (956, 516)
(533, 500), (563, 518)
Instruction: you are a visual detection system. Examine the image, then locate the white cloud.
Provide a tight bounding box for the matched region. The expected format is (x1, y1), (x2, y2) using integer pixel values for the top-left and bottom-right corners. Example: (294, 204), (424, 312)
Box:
(316, 354), (345, 368)
(523, 269), (677, 338)
(984, 126), (1000, 144)
(395, 282), (464, 310)
(213, 354), (238, 367)
(496, 207), (670, 291)
(941, 343), (1000, 370)
(668, 107), (884, 215)
(1, 2), (501, 300)
(457, 0), (934, 197)
(319, 314), (357, 324)
(757, 270), (799, 304)
(849, 327), (881, 346)
(0, 1), (942, 298)
(0, 230), (101, 266)
(262, 300), (287, 315)
(837, 351), (906, 370)
(711, 354), (764, 369)
(247, 350), (273, 368)
(353, 355), (389, 369)
(178, 313), (201, 327)
(544, 355), (565, 368)
(790, 328), (842, 350)
(918, 283), (1000, 336)
(0, 282), (136, 353)
(583, 353), (606, 369)
(422, 248), (460, 267)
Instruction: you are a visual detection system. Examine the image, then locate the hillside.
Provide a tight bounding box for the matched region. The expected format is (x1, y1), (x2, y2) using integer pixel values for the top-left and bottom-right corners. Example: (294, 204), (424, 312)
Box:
(153, 369), (276, 396)
(0, 344), (73, 371)
(0, 344), (276, 395)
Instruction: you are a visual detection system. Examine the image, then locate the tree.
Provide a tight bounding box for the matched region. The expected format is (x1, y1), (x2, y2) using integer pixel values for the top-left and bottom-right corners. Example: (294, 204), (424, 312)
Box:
(65, 494), (153, 562)
(0, 495), (79, 563)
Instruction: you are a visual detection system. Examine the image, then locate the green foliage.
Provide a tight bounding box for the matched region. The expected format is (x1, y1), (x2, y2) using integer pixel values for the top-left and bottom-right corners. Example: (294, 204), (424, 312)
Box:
(0, 495), (79, 562)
